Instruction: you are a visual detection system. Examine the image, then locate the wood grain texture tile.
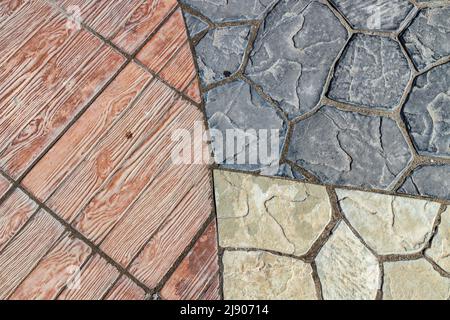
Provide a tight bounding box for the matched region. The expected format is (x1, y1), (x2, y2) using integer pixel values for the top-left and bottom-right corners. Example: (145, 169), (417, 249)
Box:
(160, 221), (221, 300)
(0, 189), (38, 252)
(0, 43), (125, 179)
(0, 175), (10, 198)
(23, 63), (151, 202)
(73, 93), (205, 245)
(0, 209), (64, 299)
(57, 255), (120, 300)
(136, 8), (201, 102)
(104, 276), (146, 300)
(9, 233), (91, 300)
(46, 79), (178, 222)
(125, 171), (212, 288)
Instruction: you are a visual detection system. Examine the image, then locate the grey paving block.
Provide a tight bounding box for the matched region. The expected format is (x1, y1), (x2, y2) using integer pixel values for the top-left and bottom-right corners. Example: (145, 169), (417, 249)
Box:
(398, 165), (450, 200)
(183, 12), (208, 38)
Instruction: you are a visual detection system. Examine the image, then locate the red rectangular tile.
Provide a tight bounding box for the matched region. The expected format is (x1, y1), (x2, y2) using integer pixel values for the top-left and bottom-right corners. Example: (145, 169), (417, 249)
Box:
(0, 189), (38, 252)
(9, 233), (91, 300)
(46, 79), (179, 222)
(57, 255), (120, 300)
(0, 175), (10, 198)
(0, 209), (64, 299)
(0, 43), (125, 179)
(22, 63), (151, 201)
(160, 221), (220, 300)
(72, 96), (203, 244)
(104, 276), (146, 300)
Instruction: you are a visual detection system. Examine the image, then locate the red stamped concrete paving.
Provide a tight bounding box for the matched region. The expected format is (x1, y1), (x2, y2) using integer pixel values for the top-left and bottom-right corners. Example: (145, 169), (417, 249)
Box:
(0, 0), (218, 300)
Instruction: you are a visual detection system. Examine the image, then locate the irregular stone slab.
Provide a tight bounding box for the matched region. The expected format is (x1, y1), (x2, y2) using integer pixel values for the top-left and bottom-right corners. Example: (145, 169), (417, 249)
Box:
(205, 80), (286, 173)
(214, 170), (332, 256)
(196, 26), (251, 86)
(336, 189), (440, 255)
(316, 222), (380, 300)
(287, 106), (413, 190)
(328, 34), (411, 110)
(383, 260), (450, 300)
(427, 206), (450, 273)
(180, 0), (277, 23)
(246, 0), (348, 118)
(398, 165), (450, 200)
(401, 7), (450, 70)
(330, 0), (414, 31)
(222, 250), (317, 300)
(402, 63), (450, 159)
(183, 12), (208, 38)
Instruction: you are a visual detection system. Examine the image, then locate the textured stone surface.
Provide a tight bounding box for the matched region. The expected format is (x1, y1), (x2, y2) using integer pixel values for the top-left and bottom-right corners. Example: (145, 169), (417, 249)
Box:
(426, 207), (450, 273)
(337, 189), (440, 255)
(399, 165), (450, 200)
(328, 34), (411, 110)
(403, 63), (450, 159)
(330, 0), (414, 31)
(246, 0), (348, 118)
(214, 170), (332, 256)
(222, 250), (317, 300)
(316, 222), (380, 300)
(183, 12), (208, 38)
(196, 26), (251, 86)
(383, 260), (450, 300)
(401, 7), (450, 70)
(180, 0), (277, 23)
(287, 106), (413, 190)
(205, 80), (286, 173)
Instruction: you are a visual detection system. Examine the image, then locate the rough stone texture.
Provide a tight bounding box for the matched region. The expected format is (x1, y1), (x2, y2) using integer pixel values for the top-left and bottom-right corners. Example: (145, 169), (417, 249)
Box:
(401, 7), (450, 70)
(205, 80), (286, 173)
(328, 34), (411, 110)
(180, 0), (277, 23)
(402, 63), (450, 159)
(273, 163), (305, 180)
(287, 106), (413, 190)
(426, 206), (450, 273)
(196, 26), (251, 86)
(383, 260), (450, 300)
(214, 170), (332, 256)
(330, 0), (414, 31)
(222, 250), (317, 300)
(316, 222), (380, 300)
(246, 0), (348, 118)
(183, 12), (208, 38)
(398, 165), (450, 200)
(337, 189), (441, 255)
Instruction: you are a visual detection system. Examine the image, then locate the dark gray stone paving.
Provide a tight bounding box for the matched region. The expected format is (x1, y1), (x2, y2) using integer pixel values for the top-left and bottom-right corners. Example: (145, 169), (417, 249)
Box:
(403, 63), (450, 159)
(330, 0), (414, 31)
(287, 106), (413, 189)
(328, 34), (411, 110)
(246, 0), (348, 118)
(181, 0), (450, 199)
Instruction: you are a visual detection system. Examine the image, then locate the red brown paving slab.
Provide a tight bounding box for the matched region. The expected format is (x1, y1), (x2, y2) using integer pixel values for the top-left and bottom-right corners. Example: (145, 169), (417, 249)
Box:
(0, 209), (64, 299)
(136, 8), (201, 103)
(57, 255), (120, 300)
(57, 0), (178, 54)
(45, 78), (179, 222)
(160, 221), (221, 300)
(0, 175), (11, 198)
(0, 189), (39, 252)
(104, 276), (146, 300)
(22, 62), (152, 202)
(0, 44), (125, 179)
(9, 233), (91, 300)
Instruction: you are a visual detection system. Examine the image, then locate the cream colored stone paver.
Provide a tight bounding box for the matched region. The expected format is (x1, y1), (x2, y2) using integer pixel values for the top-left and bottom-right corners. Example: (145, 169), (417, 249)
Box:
(222, 250), (317, 300)
(337, 189), (440, 255)
(316, 222), (380, 300)
(214, 170), (332, 256)
(383, 259), (450, 300)
(427, 206), (450, 273)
